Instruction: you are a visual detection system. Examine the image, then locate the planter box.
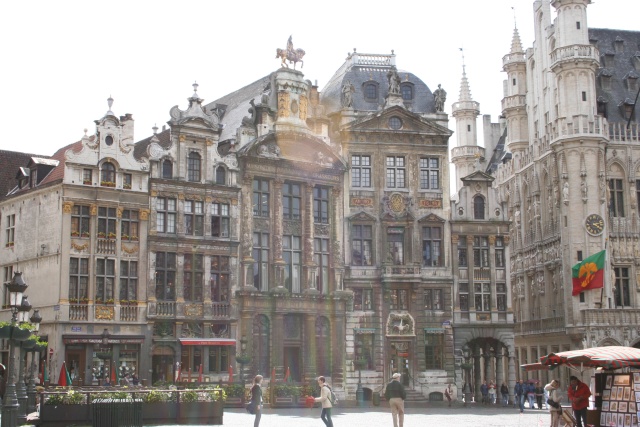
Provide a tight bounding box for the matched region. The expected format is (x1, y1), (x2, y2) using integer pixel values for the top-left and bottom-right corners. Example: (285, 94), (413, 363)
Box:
(225, 397), (244, 408)
(142, 401), (178, 424)
(0, 325), (11, 339)
(41, 404), (91, 427)
(12, 327), (32, 341)
(178, 401), (223, 425)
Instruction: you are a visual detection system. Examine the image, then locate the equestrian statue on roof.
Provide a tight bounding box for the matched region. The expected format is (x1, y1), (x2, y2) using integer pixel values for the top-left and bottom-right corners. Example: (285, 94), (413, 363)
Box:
(276, 35), (306, 69)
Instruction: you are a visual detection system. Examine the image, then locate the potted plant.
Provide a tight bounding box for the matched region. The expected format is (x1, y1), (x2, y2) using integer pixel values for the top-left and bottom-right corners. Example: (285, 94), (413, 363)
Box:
(106, 298), (115, 305)
(223, 384), (243, 407)
(13, 322), (35, 341)
(94, 298), (103, 305)
(130, 235), (139, 241)
(123, 183), (132, 189)
(83, 179), (92, 185)
(273, 384), (302, 407)
(107, 232), (117, 240)
(5, 241), (14, 247)
(23, 334), (38, 349)
(80, 297), (89, 304)
(97, 232), (106, 239)
(142, 390), (177, 423)
(0, 321), (11, 339)
(121, 234), (129, 241)
(100, 181), (115, 187)
(41, 390), (90, 426)
(71, 231), (80, 237)
(81, 231), (90, 238)
(178, 388), (222, 424)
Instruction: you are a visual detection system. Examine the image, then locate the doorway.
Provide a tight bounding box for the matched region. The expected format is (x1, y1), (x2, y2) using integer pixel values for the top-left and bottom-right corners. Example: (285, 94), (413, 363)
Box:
(283, 346), (301, 382)
(389, 341), (411, 387)
(152, 350), (174, 384)
(66, 348), (85, 385)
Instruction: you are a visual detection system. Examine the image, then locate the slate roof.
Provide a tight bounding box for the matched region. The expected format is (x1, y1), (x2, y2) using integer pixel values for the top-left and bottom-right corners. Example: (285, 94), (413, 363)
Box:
(0, 150), (48, 200)
(133, 129), (172, 160)
(589, 28), (640, 125)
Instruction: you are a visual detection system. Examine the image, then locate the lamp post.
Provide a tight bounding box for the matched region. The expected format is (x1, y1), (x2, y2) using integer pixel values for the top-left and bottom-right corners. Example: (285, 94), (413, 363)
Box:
(96, 329), (112, 385)
(462, 345), (472, 407)
(235, 336), (251, 388)
(15, 295), (32, 425)
(26, 310), (42, 414)
(2, 272), (28, 427)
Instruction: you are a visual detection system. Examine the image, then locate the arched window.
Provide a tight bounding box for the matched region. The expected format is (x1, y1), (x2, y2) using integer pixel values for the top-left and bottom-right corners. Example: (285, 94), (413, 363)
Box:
(215, 166), (226, 185)
(473, 195), (485, 219)
(364, 83), (378, 101)
(162, 159), (173, 179)
(101, 162), (116, 185)
(187, 152), (201, 182)
(253, 315), (270, 378)
(401, 84), (413, 100)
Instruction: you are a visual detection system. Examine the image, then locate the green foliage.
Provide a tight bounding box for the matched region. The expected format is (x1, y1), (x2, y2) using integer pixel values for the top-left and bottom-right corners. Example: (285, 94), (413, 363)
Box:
(17, 323), (35, 331)
(44, 394), (64, 405)
(208, 386), (227, 401)
(301, 385), (316, 397)
(64, 390), (86, 404)
(274, 384), (302, 398)
(223, 383), (244, 398)
(182, 390), (200, 402)
(99, 391), (131, 400)
(142, 390), (173, 403)
(152, 379), (170, 387)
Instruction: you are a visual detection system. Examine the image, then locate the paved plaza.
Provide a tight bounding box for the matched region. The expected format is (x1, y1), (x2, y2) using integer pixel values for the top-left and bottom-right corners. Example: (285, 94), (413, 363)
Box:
(146, 404), (555, 427)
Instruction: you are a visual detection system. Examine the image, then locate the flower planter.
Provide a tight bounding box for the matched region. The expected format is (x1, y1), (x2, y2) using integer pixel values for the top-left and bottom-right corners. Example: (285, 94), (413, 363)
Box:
(142, 401), (178, 424)
(41, 404), (91, 427)
(0, 325), (11, 339)
(12, 327), (32, 341)
(178, 401), (223, 425)
(22, 337), (37, 349)
(224, 397), (243, 408)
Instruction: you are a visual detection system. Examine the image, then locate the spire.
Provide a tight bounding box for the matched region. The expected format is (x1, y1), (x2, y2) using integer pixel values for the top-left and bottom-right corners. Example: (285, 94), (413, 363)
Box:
(458, 56), (473, 103)
(510, 27), (524, 54)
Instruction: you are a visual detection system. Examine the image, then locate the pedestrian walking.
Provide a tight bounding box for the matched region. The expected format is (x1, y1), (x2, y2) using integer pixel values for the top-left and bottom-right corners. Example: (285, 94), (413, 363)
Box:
(250, 375), (263, 427)
(384, 373), (406, 427)
(488, 380), (496, 404)
(480, 380), (489, 404)
(500, 382), (509, 407)
(535, 383), (544, 409)
(444, 384), (453, 407)
(526, 381), (536, 409)
(314, 376), (333, 427)
(568, 375), (591, 427)
(514, 379), (525, 412)
(544, 379), (563, 427)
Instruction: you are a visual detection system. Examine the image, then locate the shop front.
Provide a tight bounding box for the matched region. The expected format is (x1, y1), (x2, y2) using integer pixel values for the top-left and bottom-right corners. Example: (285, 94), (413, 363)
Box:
(178, 338), (236, 382)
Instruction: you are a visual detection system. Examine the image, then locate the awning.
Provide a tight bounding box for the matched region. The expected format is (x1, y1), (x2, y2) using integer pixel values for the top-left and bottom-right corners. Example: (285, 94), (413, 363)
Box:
(520, 363), (551, 372)
(179, 338), (236, 346)
(540, 346), (640, 370)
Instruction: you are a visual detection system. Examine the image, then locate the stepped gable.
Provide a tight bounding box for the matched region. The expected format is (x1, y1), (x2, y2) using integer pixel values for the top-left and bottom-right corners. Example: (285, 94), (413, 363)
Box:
(320, 50), (436, 114)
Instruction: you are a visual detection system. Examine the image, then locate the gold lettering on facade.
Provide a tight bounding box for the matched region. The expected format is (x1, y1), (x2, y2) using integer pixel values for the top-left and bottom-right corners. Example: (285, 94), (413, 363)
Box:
(419, 199), (442, 208)
(350, 197), (374, 207)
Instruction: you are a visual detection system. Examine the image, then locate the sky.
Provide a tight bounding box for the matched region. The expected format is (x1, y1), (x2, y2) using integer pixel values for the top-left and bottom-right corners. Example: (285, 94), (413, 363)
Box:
(0, 0), (637, 157)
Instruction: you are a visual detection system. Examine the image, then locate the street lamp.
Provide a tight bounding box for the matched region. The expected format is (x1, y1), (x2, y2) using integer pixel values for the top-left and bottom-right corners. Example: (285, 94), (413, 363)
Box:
(2, 272), (29, 427)
(15, 295), (32, 425)
(462, 345), (472, 407)
(95, 329), (112, 385)
(26, 310), (42, 413)
(235, 336), (251, 388)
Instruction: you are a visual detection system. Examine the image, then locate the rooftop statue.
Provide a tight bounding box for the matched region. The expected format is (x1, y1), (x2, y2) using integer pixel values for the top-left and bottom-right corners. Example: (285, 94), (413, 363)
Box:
(276, 35), (306, 69)
(433, 84), (447, 112)
(387, 67), (401, 95)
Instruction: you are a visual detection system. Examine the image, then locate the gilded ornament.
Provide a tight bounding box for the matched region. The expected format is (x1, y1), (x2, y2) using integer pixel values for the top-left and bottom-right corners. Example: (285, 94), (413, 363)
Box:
(278, 91), (290, 118)
(179, 135), (186, 143)
(139, 209), (149, 220)
(121, 244), (138, 255)
(184, 304), (204, 317)
(71, 242), (89, 252)
(90, 204), (98, 215)
(95, 306), (114, 320)
(116, 207), (123, 218)
(299, 95), (308, 120)
(62, 202), (74, 214)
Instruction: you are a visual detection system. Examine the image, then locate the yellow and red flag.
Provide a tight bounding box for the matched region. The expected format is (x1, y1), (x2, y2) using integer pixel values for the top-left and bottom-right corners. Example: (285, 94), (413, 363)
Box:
(572, 250), (605, 296)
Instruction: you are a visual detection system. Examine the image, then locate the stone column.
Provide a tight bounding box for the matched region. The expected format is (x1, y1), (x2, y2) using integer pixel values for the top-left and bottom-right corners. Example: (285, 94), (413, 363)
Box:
(488, 235), (497, 314)
(330, 187), (343, 292)
(303, 314), (317, 381)
(272, 179), (285, 290)
(303, 182), (318, 293)
(176, 253), (185, 303)
(495, 349), (503, 401)
(474, 350), (482, 399)
(508, 354), (517, 405)
(241, 174), (256, 289)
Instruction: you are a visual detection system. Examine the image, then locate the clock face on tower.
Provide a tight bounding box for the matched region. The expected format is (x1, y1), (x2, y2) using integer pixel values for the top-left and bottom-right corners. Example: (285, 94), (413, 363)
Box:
(585, 214), (605, 235)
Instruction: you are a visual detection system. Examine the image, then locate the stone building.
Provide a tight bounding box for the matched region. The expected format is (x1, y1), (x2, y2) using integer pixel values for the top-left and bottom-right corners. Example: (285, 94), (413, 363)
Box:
(0, 100), (151, 384)
(487, 0), (640, 386)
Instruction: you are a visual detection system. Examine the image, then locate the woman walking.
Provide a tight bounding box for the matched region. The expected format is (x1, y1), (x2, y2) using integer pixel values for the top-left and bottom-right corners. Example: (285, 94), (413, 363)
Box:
(250, 375), (263, 427)
(545, 379), (562, 427)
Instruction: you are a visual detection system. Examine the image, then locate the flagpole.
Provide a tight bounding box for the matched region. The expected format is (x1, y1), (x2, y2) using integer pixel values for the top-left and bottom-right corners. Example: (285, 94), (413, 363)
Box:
(600, 239), (608, 308)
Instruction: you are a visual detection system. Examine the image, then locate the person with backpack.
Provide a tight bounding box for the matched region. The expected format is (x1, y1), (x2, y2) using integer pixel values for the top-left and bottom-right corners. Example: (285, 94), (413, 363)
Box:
(314, 376), (333, 427)
(384, 373), (406, 427)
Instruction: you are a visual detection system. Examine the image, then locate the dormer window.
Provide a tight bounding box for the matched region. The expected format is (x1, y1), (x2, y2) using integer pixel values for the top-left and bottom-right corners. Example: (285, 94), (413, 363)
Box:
(162, 159), (173, 179)
(473, 195), (485, 220)
(401, 84), (413, 101)
(101, 162), (116, 187)
(29, 170), (37, 188)
(363, 82), (378, 101)
(215, 166), (226, 185)
(187, 152), (201, 182)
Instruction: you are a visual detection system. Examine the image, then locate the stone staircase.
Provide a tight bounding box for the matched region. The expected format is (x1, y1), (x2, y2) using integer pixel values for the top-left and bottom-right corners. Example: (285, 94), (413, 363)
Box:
(405, 388), (429, 403)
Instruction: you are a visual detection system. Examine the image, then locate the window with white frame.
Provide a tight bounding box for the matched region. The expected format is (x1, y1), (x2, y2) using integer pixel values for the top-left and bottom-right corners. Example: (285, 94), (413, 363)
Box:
(211, 202), (229, 237)
(496, 283), (506, 311)
(386, 156), (405, 188)
(314, 237), (330, 294)
(351, 155), (371, 188)
(253, 232), (269, 291)
(155, 252), (176, 300)
(313, 186), (329, 224)
(474, 283), (490, 312)
(419, 157), (439, 190)
(351, 224), (373, 266)
(458, 236), (468, 267)
(422, 226), (442, 267)
(5, 214), (15, 246)
(283, 235), (302, 293)
(387, 227), (404, 265)
(162, 160), (173, 179)
(424, 289), (443, 310)
(120, 209), (139, 241)
(473, 195), (485, 219)
(101, 162), (116, 185)
(119, 260), (138, 301)
(215, 166), (226, 185)
(252, 178), (270, 217)
(459, 283), (469, 312)
(495, 236), (505, 268)
(71, 206), (90, 238)
(157, 197), (177, 233)
(183, 254), (203, 302)
(282, 182), (301, 220)
(96, 258), (115, 303)
(123, 173), (132, 189)
(82, 169), (92, 185)
(97, 207), (117, 239)
(184, 200), (204, 236)
(69, 258), (88, 302)
(390, 289), (408, 310)
(473, 236), (489, 267)
(353, 288), (373, 311)
(187, 152), (201, 182)
(210, 256), (230, 302)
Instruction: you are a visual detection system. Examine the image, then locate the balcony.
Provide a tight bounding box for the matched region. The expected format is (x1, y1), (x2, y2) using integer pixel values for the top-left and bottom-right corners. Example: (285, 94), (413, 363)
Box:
(516, 316), (565, 336)
(501, 95), (526, 112)
(96, 238), (116, 255)
(502, 51), (526, 68)
(381, 265), (421, 278)
(550, 44), (599, 72)
(119, 305), (139, 322)
(211, 302), (230, 318)
(550, 115), (607, 145)
(70, 304), (89, 321)
(581, 309), (640, 326)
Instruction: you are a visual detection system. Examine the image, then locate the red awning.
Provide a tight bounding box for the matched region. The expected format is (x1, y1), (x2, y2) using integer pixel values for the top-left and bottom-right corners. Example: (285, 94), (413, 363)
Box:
(520, 363), (551, 372)
(540, 346), (640, 370)
(179, 338), (236, 346)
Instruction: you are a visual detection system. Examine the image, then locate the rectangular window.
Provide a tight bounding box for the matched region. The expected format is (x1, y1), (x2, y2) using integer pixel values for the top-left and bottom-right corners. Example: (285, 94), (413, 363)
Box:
(82, 169), (92, 185)
(210, 256), (230, 302)
(419, 157), (439, 190)
(474, 283), (491, 312)
(354, 333), (374, 370)
(120, 210), (139, 241)
(211, 202), (230, 237)
(459, 283), (469, 312)
(313, 186), (329, 224)
(71, 206), (90, 238)
(119, 260), (138, 301)
(614, 267), (630, 307)
(5, 214), (15, 246)
(184, 200), (204, 236)
(157, 197), (177, 233)
(495, 237), (505, 268)
(458, 236), (468, 267)
(155, 252), (176, 300)
(473, 236), (490, 267)
(351, 225), (373, 266)
(3, 266), (14, 307)
(123, 173), (132, 189)
(282, 182), (301, 220)
(353, 289), (373, 311)
(424, 289), (443, 311)
(496, 283), (506, 312)
(314, 237), (330, 294)
(422, 226), (442, 267)
(609, 179), (625, 217)
(283, 235), (302, 293)
(69, 258), (89, 302)
(351, 155), (371, 187)
(387, 227), (404, 265)
(252, 178), (270, 217)
(386, 156), (405, 188)
(184, 254), (204, 302)
(208, 346), (229, 374)
(252, 232), (269, 291)
(96, 258), (115, 303)
(390, 289), (408, 310)
(425, 333), (444, 370)
(97, 207), (117, 239)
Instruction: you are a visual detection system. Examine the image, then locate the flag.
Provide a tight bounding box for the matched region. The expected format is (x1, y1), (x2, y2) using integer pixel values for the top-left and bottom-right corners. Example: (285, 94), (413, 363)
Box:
(284, 366), (291, 383)
(175, 365), (181, 383)
(228, 364), (233, 383)
(572, 250), (606, 296)
(110, 361), (116, 384)
(58, 362), (68, 386)
(198, 364), (203, 383)
(271, 367), (276, 381)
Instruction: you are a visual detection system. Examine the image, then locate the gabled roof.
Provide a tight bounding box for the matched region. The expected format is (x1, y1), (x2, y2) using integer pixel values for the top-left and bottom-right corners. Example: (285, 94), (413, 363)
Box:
(344, 105), (452, 137)
(134, 129), (172, 161)
(0, 150), (50, 200)
(461, 170), (495, 183)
